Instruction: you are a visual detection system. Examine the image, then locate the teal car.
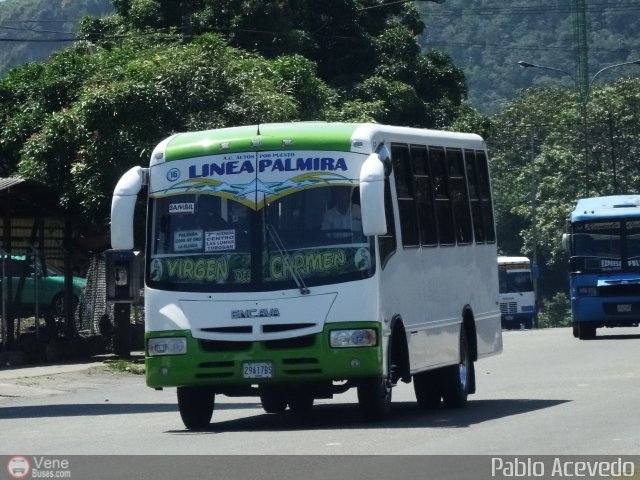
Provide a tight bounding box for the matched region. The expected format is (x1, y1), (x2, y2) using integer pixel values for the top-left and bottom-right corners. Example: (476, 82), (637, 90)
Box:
(1, 256), (86, 317)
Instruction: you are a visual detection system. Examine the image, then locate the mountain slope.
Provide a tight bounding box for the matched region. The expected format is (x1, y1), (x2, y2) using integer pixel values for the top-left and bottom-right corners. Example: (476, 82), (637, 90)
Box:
(418, 0), (640, 114)
(0, 0), (113, 75)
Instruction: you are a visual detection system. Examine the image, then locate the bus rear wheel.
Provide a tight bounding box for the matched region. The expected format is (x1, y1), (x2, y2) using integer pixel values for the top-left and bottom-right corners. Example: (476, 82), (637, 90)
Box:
(177, 386), (215, 429)
(442, 327), (471, 408)
(413, 370), (442, 409)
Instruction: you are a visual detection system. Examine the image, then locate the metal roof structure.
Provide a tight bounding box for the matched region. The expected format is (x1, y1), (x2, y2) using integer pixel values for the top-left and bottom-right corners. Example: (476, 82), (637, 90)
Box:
(0, 177), (63, 216)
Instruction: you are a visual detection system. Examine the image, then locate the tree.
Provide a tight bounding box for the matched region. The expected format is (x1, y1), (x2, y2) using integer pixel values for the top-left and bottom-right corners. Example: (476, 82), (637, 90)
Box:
(1, 0), (480, 229)
(489, 79), (640, 300)
(82, 0), (469, 128)
(5, 34), (334, 223)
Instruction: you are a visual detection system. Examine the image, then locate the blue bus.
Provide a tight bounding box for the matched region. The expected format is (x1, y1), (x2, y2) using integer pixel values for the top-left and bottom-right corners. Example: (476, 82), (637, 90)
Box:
(563, 195), (640, 339)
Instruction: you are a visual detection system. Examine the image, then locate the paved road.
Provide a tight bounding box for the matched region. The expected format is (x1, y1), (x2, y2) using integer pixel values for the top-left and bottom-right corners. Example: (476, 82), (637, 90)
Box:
(1, 327), (639, 456)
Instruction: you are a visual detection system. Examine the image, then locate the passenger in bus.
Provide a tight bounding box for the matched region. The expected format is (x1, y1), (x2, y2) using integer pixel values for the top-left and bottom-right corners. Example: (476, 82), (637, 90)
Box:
(321, 187), (362, 238)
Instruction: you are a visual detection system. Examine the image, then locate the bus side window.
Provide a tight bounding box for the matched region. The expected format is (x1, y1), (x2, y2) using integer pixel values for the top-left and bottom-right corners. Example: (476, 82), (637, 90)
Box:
(465, 149), (485, 243)
(391, 143), (419, 247)
(429, 146), (455, 245)
(447, 148), (473, 244)
(476, 150), (496, 242)
(412, 144), (437, 246)
(378, 178), (397, 267)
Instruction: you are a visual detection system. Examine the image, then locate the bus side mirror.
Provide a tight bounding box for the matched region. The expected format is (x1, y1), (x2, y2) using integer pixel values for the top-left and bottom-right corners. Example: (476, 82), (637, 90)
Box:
(105, 249), (142, 303)
(561, 233), (571, 252)
(359, 153), (387, 237)
(111, 166), (147, 250)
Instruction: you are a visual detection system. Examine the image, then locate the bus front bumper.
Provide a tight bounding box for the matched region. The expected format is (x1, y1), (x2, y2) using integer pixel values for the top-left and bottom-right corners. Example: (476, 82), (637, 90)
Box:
(145, 322), (383, 389)
(571, 296), (640, 326)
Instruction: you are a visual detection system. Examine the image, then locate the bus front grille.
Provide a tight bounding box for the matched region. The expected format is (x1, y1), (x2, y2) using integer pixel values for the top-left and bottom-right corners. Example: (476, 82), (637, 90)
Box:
(500, 302), (517, 314)
(263, 334), (316, 350)
(200, 340), (252, 352)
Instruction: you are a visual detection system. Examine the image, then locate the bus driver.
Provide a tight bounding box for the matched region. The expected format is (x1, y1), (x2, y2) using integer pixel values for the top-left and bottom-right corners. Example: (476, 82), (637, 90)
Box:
(321, 187), (362, 238)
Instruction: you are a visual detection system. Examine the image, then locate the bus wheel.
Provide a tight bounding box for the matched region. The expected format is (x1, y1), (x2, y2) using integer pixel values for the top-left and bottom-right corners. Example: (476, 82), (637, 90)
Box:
(572, 324), (579, 338)
(288, 395), (314, 413)
(357, 376), (392, 421)
(578, 323), (596, 340)
(260, 392), (288, 414)
(413, 370), (442, 409)
(442, 327), (471, 408)
(177, 386), (215, 429)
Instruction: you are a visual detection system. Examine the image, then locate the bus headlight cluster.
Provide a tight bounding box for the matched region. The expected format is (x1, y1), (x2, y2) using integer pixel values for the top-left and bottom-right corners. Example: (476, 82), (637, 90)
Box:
(148, 337), (187, 356)
(577, 287), (598, 296)
(329, 329), (377, 348)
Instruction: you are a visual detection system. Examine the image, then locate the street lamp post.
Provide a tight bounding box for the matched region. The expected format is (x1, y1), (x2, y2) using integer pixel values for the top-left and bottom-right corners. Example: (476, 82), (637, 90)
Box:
(518, 59), (640, 193)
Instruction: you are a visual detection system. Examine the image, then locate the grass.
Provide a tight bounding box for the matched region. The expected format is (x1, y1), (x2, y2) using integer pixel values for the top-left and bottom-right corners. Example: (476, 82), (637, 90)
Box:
(104, 359), (145, 375)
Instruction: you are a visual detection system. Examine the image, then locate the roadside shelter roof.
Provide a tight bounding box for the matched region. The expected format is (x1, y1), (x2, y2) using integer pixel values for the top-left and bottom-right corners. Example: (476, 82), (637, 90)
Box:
(0, 177), (63, 217)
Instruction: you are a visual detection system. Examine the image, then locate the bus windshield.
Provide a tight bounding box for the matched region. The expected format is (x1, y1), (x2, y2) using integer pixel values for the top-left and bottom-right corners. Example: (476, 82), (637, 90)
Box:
(568, 220), (640, 272)
(147, 186), (375, 292)
(571, 221), (623, 271)
(498, 270), (533, 293)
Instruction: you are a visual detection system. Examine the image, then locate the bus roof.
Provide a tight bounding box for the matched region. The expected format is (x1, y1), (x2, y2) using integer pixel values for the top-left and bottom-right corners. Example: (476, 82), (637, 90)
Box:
(497, 256), (530, 265)
(570, 195), (640, 222)
(156, 122), (486, 163)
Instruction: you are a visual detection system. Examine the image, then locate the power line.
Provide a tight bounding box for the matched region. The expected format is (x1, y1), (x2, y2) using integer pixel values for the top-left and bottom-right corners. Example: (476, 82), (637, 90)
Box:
(0, 25), (76, 35)
(423, 41), (640, 55)
(422, 2), (640, 16)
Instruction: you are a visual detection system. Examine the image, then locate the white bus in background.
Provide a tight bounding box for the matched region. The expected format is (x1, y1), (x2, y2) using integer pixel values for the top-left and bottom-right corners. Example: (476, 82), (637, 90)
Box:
(108, 122), (503, 429)
(498, 256), (537, 329)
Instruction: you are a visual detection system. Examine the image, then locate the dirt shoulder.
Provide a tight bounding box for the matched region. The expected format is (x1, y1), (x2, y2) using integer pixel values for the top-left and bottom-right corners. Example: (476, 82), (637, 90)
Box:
(0, 354), (144, 403)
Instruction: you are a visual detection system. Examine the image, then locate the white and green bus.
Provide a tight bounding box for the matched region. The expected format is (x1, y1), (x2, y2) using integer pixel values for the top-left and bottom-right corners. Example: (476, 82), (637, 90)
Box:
(109, 122), (502, 429)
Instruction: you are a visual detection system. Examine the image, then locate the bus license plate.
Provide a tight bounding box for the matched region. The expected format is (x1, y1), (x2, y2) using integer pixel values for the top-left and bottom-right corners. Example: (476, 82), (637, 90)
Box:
(243, 362), (273, 379)
(617, 304), (632, 313)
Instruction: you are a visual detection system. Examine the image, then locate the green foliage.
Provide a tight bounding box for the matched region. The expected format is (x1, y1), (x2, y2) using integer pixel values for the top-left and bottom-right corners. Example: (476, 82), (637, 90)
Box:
(537, 292), (572, 328)
(5, 33), (336, 223)
(0, 0), (482, 233)
(489, 79), (640, 302)
(104, 0), (470, 129)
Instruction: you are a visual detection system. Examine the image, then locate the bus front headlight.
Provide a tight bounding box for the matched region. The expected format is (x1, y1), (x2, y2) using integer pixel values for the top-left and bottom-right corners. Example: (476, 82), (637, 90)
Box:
(148, 337), (187, 356)
(329, 329), (377, 348)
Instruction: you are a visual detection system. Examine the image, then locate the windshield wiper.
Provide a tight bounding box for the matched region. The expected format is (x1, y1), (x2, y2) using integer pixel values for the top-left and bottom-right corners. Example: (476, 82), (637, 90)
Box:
(265, 224), (310, 295)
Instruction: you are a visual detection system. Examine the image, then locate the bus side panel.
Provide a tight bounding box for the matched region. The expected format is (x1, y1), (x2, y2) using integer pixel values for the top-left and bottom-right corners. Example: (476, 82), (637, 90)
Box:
(379, 243), (501, 374)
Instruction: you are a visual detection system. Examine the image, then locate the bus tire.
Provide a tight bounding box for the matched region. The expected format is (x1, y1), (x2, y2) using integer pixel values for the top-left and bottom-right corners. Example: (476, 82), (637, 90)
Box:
(442, 327), (471, 409)
(357, 376), (392, 421)
(578, 323), (596, 340)
(288, 395), (314, 413)
(177, 386), (215, 429)
(413, 370), (442, 409)
(572, 324), (579, 338)
(260, 392), (288, 414)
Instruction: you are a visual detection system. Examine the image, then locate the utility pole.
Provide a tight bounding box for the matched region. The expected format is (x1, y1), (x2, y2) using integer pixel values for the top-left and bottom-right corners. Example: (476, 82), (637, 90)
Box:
(572, 0), (589, 102)
(572, 0), (589, 191)
(608, 112), (618, 194)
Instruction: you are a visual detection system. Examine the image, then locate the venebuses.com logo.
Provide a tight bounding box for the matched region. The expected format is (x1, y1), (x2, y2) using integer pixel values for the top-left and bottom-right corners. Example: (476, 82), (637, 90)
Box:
(6, 456), (71, 479)
(7, 456), (30, 479)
